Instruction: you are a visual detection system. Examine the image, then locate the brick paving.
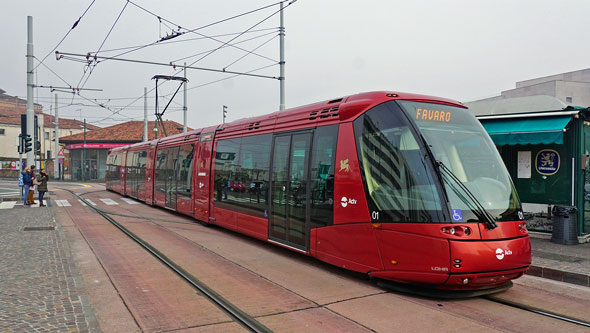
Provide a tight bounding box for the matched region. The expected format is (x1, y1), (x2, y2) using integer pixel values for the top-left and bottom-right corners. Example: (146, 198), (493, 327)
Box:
(0, 205), (99, 332)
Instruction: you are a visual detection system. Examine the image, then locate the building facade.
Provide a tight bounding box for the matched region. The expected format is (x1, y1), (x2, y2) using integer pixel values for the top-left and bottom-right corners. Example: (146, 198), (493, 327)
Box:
(474, 68), (590, 108)
(0, 89), (99, 178)
(467, 69), (590, 242)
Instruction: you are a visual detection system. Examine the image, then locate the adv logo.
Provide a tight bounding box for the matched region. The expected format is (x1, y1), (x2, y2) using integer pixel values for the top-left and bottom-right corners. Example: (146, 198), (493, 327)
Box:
(340, 196), (357, 208)
(495, 248), (513, 260)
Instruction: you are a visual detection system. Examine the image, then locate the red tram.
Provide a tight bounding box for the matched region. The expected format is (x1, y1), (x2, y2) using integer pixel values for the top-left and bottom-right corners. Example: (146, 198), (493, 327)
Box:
(106, 91), (531, 292)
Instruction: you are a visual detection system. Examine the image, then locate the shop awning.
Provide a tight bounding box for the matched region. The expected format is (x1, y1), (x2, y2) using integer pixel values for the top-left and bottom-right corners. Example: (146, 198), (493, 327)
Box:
(480, 116), (572, 146)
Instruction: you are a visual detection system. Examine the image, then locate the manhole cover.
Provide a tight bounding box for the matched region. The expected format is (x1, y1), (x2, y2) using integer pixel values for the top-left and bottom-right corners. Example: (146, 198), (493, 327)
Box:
(23, 226), (55, 231)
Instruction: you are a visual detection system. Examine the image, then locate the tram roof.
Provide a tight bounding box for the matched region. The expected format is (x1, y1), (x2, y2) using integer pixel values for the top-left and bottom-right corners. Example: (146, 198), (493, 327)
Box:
(108, 91), (463, 152)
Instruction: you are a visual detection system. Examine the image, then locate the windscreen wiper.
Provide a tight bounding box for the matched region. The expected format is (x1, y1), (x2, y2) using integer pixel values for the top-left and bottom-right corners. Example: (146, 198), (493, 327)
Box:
(437, 161), (498, 230)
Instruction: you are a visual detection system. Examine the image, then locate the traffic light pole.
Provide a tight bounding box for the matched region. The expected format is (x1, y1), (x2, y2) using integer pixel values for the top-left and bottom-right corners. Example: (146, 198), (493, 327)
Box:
(18, 134), (23, 197)
(26, 16), (35, 168)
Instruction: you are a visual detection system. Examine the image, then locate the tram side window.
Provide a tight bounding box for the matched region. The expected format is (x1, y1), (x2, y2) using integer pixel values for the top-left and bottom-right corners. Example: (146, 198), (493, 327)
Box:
(214, 138), (241, 208)
(107, 153), (120, 188)
(106, 154), (113, 188)
(155, 149), (169, 197)
(310, 125), (338, 228)
(126, 151), (136, 190)
(137, 150), (147, 193)
(237, 134), (271, 217)
(177, 144), (194, 200)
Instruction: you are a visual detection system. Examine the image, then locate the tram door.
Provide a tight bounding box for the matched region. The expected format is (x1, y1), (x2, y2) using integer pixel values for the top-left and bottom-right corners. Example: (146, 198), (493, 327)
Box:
(165, 147), (179, 210)
(270, 133), (311, 250)
(194, 133), (214, 222)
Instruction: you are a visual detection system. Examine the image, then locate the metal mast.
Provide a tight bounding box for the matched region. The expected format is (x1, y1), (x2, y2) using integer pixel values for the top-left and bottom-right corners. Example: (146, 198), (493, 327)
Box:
(279, 2), (285, 111)
(26, 16), (35, 167)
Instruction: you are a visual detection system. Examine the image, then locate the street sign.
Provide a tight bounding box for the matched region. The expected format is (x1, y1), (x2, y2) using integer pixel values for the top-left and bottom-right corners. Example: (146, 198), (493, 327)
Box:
(58, 158), (64, 165)
(57, 149), (65, 158)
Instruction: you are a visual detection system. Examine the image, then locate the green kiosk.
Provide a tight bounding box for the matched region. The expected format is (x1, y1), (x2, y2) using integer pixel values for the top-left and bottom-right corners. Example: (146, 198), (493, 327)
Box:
(471, 97), (590, 243)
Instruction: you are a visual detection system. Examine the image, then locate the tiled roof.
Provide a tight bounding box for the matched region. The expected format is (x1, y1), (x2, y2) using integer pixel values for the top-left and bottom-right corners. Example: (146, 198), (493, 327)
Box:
(0, 88), (100, 130)
(43, 114), (100, 130)
(0, 91), (43, 113)
(59, 120), (190, 143)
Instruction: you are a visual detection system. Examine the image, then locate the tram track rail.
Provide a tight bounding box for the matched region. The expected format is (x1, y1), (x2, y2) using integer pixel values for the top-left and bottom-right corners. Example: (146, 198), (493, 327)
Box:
(483, 295), (590, 328)
(64, 188), (590, 331)
(62, 188), (271, 333)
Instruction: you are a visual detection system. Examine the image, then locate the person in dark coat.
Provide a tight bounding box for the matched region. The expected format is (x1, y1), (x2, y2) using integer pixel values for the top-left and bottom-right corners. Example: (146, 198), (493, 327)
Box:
(37, 168), (49, 207)
(22, 167), (32, 205)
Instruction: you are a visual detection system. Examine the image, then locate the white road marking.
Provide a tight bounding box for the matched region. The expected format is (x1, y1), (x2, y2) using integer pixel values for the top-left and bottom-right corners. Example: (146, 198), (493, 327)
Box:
(121, 198), (139, 205)
(30, 202), (40, 208)
(85, 199), (97, 206)
(100, 198), (119, 206)
(55, 199), (71, 207)
(0, 201), (17, 209)
(77, 199), (87, 206)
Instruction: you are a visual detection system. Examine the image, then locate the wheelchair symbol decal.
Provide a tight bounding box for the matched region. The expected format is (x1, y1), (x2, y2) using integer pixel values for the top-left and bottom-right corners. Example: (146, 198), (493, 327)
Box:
(451, 209), (463, 222)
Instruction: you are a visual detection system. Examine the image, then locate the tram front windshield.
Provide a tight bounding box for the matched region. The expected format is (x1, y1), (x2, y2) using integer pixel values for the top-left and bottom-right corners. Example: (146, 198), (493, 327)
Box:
(398, 100), (521, 222)
(353, 100), (521, 224)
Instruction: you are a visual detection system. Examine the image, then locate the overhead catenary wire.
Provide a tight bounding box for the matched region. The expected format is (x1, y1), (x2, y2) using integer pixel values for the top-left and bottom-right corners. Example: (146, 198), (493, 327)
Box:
(32, 0), (97, 71)
(94, 27), (279, 55)
(51, 1), (297, 124)
(182, 1), (294, 70)
(222, 33), (279, 71)
(77, 0), (130, 90)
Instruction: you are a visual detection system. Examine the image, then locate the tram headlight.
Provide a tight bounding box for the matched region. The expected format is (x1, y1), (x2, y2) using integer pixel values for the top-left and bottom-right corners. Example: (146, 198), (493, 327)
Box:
(449, 227), (455, 235)
(464, 227), (471, 236)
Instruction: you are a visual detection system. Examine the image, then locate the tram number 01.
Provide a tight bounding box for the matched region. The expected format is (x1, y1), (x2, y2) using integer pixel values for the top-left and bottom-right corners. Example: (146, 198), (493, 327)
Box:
(372, 211), (379, 220)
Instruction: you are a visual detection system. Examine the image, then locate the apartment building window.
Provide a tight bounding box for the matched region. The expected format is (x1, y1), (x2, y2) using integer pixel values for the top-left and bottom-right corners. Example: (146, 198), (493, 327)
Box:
(0, 129), (5, 135)
(45, 132), (49, 139)
(566, 96), (573, 103)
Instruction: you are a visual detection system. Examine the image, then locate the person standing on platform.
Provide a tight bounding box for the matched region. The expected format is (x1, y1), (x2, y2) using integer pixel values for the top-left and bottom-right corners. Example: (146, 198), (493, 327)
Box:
(27, 165), (36, 205)
(22, 167), (32, 206)
(37, 168), (48, 207)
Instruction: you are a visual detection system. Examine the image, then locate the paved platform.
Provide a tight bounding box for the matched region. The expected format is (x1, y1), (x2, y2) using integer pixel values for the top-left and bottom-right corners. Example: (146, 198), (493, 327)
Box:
(0, 197), (588, 331)
(0, 203), (99, 332)
(528, 236), (590, 287)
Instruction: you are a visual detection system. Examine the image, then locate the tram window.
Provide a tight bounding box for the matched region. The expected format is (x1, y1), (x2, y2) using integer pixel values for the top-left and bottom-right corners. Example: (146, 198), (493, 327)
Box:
(126, 152), (135, 190)
(137, 150), (147, 193)
(353, 103), (444, 223)
(310, 125), (338, 228)
(155, 149), (169, 198)
(177, 144), (195, 200)
(214, 138), (241, 208)
(236, 134), (271, 217)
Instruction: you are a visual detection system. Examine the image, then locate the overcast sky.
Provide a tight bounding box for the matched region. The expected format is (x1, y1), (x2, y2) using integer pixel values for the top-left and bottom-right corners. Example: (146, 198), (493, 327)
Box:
(2, 0), (590, 129)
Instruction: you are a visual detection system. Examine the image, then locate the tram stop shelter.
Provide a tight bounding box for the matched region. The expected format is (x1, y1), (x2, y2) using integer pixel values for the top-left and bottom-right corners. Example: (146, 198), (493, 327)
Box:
(467, 96), (590, 243)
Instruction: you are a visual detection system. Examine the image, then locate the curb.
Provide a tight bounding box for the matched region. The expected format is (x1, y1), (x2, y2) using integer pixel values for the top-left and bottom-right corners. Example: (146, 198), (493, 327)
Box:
(526, 265), (590, 287)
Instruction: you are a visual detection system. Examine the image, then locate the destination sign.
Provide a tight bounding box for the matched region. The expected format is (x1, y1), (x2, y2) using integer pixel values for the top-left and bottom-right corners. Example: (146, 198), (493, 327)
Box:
(415, 108), (452, 123)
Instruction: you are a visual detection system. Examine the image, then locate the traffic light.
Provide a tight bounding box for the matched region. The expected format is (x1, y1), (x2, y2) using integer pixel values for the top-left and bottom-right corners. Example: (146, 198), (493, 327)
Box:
(35, 141), (41, 155)
(223, 105), (228, 124)
(17, 134), (23, 154)
(23, 135), (32, 153)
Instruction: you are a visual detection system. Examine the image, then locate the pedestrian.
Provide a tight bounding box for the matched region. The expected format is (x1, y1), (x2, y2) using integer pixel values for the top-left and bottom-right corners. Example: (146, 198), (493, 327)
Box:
(22, 167), (32, 206)
(37, 168), (49, 207)
(27, 165), (36, 205)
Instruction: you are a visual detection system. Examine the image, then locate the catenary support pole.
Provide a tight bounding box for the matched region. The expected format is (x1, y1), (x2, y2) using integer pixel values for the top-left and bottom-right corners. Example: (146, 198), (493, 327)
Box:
(144, 87), (148, 141)
(183, 62), (187, 133)
(54, 94), (59, 179)
(82, 119), (86, 181)
(26, 16), (35, 167)
(279, 2), (285, 111)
